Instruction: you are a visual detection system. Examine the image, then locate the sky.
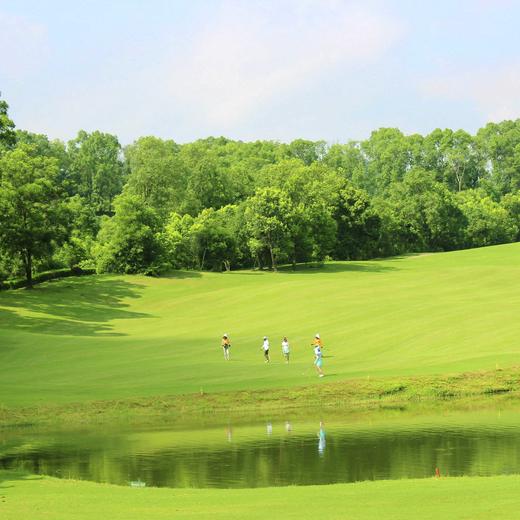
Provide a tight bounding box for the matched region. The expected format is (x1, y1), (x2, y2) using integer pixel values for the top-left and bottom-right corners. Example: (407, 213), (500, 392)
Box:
(1, 0), (520, 144)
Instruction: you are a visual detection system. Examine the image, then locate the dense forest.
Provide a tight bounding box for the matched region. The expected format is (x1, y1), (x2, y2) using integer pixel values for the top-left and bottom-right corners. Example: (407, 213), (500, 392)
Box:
(1, 95), (520, 286)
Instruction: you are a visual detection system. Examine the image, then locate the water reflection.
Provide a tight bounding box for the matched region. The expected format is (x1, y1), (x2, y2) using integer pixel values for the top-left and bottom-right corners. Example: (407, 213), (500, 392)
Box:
(3, 407), (520, 488)
(318, 422), (326, 456)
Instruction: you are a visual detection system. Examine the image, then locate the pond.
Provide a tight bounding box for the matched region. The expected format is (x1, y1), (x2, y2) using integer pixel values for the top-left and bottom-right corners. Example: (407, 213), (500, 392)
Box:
(2, 404), (520, 488)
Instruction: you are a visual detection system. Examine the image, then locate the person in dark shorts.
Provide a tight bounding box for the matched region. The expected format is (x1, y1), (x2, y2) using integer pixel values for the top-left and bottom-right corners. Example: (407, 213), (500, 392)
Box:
(262, 336), (270, 363)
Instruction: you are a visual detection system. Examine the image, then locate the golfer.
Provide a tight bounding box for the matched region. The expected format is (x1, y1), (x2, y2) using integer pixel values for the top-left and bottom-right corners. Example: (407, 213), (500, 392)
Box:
(262, 336), (270, 363)
(281, 337), (290, 363)
(221, 333), (231, 361)
(313, 342), (324, 377)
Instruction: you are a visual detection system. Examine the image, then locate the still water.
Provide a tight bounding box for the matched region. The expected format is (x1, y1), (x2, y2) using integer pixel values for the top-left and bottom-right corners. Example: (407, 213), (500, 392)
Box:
(2, 405), (520, 488)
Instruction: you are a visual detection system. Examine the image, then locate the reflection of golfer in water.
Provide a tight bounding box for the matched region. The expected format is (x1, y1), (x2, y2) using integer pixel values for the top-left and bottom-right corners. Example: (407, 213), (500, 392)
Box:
(318, 421), (326, 455)
(266, 422), (273, 435)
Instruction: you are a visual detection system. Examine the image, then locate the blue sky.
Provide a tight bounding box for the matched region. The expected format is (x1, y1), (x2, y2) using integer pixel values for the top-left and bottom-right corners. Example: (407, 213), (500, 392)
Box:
(1, 0), (520, 144)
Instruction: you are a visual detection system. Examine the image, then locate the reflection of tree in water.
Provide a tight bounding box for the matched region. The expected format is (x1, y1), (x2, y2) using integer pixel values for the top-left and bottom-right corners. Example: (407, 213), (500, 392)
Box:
(3, 428), (520, 488)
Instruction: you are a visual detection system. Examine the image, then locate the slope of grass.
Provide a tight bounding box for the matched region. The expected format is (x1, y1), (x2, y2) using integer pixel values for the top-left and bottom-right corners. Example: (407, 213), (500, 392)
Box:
(1, 471), (519, 520)
(1, 243), (520, 408)
(2, 366), (520, 427)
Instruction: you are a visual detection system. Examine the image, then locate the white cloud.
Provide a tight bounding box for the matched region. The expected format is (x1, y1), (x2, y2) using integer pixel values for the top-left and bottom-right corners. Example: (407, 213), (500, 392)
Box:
(166, 1), (404, 129)
(0, 12), (49, 79)
(421, 65), (520, 122)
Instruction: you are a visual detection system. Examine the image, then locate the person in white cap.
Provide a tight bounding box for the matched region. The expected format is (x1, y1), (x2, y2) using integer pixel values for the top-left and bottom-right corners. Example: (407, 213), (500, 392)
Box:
(281, 336), (290, 363)
(261, 336), (270, 363)
(311, 333), (324, 377)
(221, 334), (231, 360)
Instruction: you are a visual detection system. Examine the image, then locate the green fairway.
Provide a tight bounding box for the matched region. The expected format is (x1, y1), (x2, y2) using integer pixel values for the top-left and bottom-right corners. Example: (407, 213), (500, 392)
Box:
(1, 243), (520, 408)
(1, 471), (519, 520)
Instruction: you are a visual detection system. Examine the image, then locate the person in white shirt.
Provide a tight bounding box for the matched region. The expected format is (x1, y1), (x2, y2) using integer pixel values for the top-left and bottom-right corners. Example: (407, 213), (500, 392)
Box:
(262, 336), (270, 363)
(314, 344), (324, 377)
(281, 337), (290, 363)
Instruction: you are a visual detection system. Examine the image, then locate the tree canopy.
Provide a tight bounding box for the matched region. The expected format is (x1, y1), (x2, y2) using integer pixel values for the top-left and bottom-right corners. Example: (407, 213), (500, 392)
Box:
(2, 93), (520, 284)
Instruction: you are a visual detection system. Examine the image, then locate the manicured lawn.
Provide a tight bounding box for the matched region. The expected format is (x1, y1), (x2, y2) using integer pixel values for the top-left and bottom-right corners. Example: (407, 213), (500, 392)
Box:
(1, 243), (520, 407)
(1, 471), (518, 520)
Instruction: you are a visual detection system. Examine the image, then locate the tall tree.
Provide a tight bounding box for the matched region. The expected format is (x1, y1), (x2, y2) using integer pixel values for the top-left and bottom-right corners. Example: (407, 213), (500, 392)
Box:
(477, 120), (520, 196)
(333, 184), (381, 260)
(360, 128), (412, 194)
(68, 130), (125, 215)
(456, 189), (517, 248)
(95, 193), (163, 274)
(125, 136), (186, 219)
(287, 139), (327, 165)
(244, 187), (293, 271)
(0, 145), (69, 286)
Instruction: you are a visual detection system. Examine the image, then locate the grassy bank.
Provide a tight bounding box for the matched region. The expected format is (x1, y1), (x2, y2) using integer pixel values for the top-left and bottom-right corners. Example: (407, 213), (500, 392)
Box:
(1, 243), (520, 409)
(2, 366), (520, 427)
(1, 470), (519, 520)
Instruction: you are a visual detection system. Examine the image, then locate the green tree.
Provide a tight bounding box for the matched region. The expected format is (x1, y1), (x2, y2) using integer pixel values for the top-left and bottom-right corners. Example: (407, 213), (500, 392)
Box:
(333, 184), (381, 260)
(323, 142), (366, 184)
(0, 145), (70, 286)
(477, 120), (520, 196)
(182, 157), (233, 215)
(444, 130), (481, 192)
(244, 187), (294, 271)
(189, 207), (238, 270)
(124, 136), (186, 219)
(0, 96), (16, 150)
(377, 169), (466, 253)
(456, 189), (518, 248)
(68, 130), (125, 215)
(95, 193), (163, 274)
(360, 128), (412, 195)
(287, 139), (326, 165)
(162, 213), (197, 269)
(501, 191), (520, 240)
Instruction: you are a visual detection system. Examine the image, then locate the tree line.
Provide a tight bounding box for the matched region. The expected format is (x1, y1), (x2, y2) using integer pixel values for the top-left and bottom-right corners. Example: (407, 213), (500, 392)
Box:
(1, 96), (520, 285)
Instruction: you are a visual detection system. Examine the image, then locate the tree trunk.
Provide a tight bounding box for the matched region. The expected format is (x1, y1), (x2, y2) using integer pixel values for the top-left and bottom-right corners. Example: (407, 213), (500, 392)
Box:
(24, 249), (33, 289)
(269, 244), (277, 272)
(200, 247), (207, 270)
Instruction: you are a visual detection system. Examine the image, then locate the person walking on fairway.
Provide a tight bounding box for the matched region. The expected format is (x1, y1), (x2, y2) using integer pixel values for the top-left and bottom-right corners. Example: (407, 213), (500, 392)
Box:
(281, 336), (290, 363)
(262, 336), (270, 363)
(221, 334), (231, 361)
(312, 334), (324, 377)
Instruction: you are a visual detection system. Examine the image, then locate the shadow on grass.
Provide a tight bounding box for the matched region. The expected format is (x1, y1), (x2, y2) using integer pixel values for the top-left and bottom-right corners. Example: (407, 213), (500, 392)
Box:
(160, 270), (202, 279)
(0, 276), (150, 337)
(278, 261), (398, 274)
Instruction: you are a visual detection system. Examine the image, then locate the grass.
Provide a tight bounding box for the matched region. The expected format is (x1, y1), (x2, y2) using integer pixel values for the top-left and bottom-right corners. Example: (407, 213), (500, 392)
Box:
(2, 366), (520, 426)
(1, 243), (520, 410)
(1, 471), (520, 519)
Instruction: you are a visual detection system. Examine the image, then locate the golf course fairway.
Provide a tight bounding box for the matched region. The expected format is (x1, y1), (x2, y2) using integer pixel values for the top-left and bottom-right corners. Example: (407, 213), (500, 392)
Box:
(1, 243), (520, 409)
